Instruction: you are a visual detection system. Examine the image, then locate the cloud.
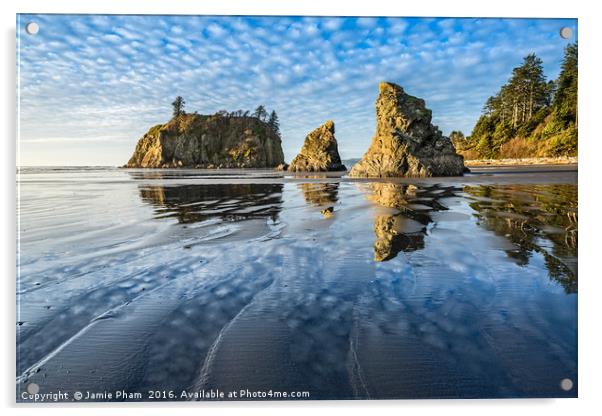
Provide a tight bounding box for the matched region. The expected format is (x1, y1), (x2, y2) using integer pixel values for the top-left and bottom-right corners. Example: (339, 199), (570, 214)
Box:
(322, 18), (343, 31)
(17, 14), (578, 165)
(356, 17), (378, 28)
(207, 23), (227, 38)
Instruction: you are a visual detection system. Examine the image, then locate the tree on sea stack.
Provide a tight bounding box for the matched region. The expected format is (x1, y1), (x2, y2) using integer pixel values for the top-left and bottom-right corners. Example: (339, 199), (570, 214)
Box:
(172, 96), (185, 119)
(253, 105), (268, 122)
(268, 110), (280, 136)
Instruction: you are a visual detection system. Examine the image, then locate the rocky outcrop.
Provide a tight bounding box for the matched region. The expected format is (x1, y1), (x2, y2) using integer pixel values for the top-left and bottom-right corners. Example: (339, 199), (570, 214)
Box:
(349, 82), (465, 177)
(126, 113), (284, 168)
(288, 120), (346, 172)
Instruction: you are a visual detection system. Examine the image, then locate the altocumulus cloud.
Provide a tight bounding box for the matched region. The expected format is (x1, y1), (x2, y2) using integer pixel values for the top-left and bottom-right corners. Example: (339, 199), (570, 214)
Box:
(17, 14), (577, 165)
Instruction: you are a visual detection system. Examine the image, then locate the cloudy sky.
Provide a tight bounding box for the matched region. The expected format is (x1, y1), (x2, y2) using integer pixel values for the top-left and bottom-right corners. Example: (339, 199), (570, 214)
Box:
(17, 14), (577, 166)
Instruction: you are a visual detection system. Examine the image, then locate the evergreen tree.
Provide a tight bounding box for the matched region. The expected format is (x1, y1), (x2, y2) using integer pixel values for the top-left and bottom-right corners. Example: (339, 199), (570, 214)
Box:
(172, 96), (185, 118)
(253, 105), (268, 121)
(268, 110), (280, 135)
(465, 45), (577, 159)
(552, 43), (578, 126)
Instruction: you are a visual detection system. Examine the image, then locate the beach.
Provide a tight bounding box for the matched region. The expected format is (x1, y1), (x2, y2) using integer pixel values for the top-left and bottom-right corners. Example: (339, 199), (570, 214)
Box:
(16, 166), (577, 400)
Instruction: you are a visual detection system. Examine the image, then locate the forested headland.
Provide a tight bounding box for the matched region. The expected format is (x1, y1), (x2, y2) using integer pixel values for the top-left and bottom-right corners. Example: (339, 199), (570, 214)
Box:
(454, 43), (577, 160)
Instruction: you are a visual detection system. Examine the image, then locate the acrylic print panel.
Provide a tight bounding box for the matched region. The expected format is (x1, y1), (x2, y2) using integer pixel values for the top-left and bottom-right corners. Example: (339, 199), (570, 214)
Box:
(16, 14), (578, 402)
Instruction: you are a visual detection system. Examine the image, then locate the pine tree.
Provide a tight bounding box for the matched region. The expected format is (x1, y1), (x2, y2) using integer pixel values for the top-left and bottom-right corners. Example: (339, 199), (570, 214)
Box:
(267, 110), (280, 135)
(172, 96), (185, 119)
(553, 43), (578, 126)
(466, 45), (577, 159)
(253, 105), (268, 121)
(503, 54), (548, 127)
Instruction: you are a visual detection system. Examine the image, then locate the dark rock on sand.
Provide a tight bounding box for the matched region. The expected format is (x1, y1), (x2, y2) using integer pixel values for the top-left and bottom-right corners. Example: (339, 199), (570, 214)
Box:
(126, 113), (284, 168)
(320, 206), (335, 218)
(288, 120), (346, 172)
(349, 82), (465, 177)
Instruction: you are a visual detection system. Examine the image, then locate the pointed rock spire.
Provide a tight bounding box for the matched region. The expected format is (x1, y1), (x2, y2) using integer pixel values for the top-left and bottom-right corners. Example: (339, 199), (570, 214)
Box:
(288, 120), (346, 172)
(349, 82), (465, 177)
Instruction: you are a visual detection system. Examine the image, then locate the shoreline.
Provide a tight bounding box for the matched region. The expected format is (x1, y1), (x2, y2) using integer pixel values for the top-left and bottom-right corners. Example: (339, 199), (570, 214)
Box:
(464, 156), (577, 167)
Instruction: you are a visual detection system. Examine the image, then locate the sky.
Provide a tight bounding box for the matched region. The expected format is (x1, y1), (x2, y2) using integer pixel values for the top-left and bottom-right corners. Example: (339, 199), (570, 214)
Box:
(17, 14), (577, 166)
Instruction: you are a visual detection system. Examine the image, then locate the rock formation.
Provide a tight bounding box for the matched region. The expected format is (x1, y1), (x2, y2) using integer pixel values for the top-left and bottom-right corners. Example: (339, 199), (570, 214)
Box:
(126, 113), (285, 168)
(288, 120), (346, 172)
(349, 82), (465, 177)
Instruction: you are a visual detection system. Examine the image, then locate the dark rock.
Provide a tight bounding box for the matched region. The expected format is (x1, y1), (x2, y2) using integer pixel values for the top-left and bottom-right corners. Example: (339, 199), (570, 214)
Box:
(320, 206), (334, 218)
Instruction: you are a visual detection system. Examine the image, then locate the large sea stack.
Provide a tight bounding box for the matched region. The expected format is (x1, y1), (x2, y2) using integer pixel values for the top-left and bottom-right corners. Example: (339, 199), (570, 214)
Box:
(349, 82), (465, 177)
(288, 120), (346, 172)
(126, 113), (285, 168)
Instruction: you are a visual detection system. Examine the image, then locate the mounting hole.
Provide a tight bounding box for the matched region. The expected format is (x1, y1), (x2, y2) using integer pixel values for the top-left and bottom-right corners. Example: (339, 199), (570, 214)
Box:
(25, 22), (39, 35)
(560, 378), (574, 391)
(26, 382), (40, 394)
(559, 27), (572, 39)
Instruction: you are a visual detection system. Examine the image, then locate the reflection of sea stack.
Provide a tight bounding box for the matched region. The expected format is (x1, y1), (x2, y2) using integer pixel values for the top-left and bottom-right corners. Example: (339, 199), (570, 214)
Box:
(367, 183), (427, 261)
(139, 183), (284, 223)
(298, 182), (339, 218)
(364, 183), (460, 261)
(350, 82), (465, 178)
(365, 183), (418, 209)
(288, 121), (346, 172)
(297, 182), (339, 206)
(374, 215), (425, 261)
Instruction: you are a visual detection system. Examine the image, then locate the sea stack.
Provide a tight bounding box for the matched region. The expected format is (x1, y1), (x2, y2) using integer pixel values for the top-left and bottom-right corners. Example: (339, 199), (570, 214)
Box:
(126, 113), (284, 168)
(288, 120), (346, 172)
(349, 82), (465, 177)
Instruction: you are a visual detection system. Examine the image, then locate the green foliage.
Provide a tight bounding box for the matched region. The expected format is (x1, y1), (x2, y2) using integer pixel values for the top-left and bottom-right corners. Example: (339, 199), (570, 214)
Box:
(476, 134), (495, 159)
(553, 43), (578, 128)
(516, 107), (550, 138)
(546, 124), (577, 156)
(464, 44), (577, 159)
(268, 110), (280, 136)
(253, 105), (268, 122)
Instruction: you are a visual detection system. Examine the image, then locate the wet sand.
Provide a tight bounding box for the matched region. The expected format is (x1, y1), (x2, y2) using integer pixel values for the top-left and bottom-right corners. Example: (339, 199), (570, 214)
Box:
(16, 166), (577, 401)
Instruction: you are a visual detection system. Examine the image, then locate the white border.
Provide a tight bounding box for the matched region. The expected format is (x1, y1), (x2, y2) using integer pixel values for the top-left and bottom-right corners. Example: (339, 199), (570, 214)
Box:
(3, 1), (601, 415)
